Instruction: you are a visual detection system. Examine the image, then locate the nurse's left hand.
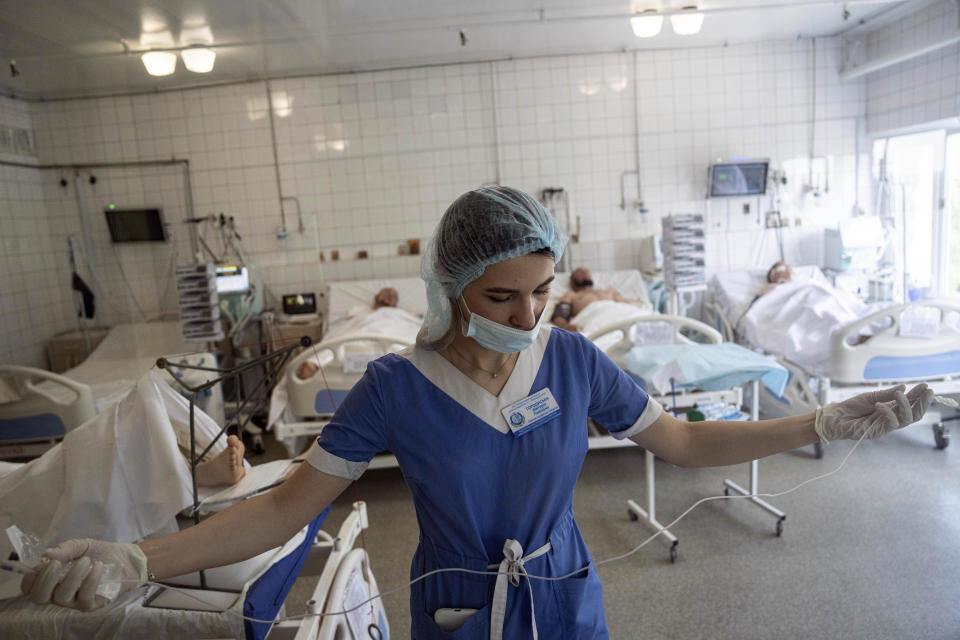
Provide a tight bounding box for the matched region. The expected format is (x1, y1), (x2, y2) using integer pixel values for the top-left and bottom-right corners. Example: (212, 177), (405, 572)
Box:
(814, 383), (934, 443)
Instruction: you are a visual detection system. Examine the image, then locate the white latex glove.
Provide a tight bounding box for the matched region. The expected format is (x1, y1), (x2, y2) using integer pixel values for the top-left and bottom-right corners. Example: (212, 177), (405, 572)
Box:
(20, 539), (148, 611)
(814, 383), (934, 443)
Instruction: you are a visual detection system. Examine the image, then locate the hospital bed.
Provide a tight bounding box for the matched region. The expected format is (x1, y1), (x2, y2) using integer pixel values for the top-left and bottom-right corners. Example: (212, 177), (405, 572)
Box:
(0, 500), (388, 640)
(707, 267), (960, 452)
(61, 320), (224, 419)
(274, 271), (657, 462)
(585, 314), (789, 562)
(273, 277), (426, 460)
(0, 321), (224, 460)
(0, 362), (389, 639)
(545, 269), (655, 333)
(0, 366), (95, 459)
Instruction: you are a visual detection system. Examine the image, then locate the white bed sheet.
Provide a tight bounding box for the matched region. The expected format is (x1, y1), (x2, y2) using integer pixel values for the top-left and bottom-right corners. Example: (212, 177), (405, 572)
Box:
(0, 370), (226, 600)
(710, 265), (830, 328)
(743, 281), (871, 371)
(568, 300), (653, 353)
(65, 322), (192, 386)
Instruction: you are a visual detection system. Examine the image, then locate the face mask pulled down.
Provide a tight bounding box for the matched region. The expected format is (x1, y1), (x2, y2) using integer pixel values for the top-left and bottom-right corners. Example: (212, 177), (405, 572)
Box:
(459, 297), (543, 354)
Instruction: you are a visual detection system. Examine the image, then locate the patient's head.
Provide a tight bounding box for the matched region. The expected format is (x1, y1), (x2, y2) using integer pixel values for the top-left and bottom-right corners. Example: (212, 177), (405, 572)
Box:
(767, 262), (792, 284)
(570, 268), (594, 292)
(373, 287), (399, 309)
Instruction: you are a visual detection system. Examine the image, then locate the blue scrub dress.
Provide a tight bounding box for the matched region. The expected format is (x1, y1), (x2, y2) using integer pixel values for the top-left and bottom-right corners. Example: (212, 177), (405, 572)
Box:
(306, 328), (661, 639)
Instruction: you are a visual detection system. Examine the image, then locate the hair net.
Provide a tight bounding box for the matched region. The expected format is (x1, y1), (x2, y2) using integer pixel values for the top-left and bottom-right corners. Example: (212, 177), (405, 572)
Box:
(419, 185), (568, 347)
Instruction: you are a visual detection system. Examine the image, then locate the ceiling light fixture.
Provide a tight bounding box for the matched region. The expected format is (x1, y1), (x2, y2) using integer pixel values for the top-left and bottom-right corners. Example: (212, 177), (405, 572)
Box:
(670, 5), (704, 35)
(181, 47), (216, 73)
(141, 51), (177, 76)
(630, 9), (664, 38)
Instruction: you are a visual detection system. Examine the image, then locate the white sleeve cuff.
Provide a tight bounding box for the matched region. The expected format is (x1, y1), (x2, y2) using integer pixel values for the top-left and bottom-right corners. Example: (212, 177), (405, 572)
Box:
(305, 443), (369, 480)
(611, 397), (664, 440)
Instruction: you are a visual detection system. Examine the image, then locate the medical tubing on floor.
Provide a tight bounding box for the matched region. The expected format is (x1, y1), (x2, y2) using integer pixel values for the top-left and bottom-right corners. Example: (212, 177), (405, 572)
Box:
(128, 431), (868, 627)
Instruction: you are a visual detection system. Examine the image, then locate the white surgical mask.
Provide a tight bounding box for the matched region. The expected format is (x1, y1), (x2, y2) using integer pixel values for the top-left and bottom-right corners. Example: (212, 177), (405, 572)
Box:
(459, 297), (543, 354)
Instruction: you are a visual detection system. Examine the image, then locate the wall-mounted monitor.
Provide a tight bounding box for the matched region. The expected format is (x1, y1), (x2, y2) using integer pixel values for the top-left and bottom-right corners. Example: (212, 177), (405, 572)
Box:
(104, 207), (167, 242)
(708, 160), (769, 197)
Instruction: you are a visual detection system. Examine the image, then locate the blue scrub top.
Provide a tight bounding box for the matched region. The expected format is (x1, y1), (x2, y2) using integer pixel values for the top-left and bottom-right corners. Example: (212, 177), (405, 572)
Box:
(307, 327), (661, 639)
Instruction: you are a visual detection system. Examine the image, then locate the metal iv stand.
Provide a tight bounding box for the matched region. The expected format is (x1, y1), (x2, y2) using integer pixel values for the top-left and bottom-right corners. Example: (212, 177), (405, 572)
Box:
(157, 335), (312, 589)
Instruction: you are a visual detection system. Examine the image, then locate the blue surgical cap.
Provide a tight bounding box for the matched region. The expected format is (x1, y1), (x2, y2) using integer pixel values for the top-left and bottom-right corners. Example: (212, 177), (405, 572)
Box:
(419, 185), (568, 347)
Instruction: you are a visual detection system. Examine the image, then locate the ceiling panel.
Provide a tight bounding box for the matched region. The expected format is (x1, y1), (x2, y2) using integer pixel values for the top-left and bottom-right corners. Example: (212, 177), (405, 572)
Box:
(0, 0), (915, 100)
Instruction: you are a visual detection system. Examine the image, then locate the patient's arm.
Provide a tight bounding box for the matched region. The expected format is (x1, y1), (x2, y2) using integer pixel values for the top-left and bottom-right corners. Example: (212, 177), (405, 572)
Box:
(139, 462), (351, 580)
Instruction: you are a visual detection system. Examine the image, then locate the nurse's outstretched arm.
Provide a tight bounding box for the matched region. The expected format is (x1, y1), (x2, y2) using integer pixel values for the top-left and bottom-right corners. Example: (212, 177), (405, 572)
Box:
(629, 383), (933, 468)
(630, 410), (817, 468)
(22, 462), (351, 610)
(141, 462), (352, 579)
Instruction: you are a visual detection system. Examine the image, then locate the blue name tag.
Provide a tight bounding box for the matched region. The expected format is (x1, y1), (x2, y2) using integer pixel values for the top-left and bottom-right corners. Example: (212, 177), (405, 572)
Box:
(500, 387), (562, 437)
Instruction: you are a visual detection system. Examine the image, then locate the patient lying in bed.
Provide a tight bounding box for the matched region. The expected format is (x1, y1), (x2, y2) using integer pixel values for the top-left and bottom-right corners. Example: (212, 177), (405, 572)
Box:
(743, 262), (878, 370)
(296, 287), (420, 379)
(550, 267), (649, 334)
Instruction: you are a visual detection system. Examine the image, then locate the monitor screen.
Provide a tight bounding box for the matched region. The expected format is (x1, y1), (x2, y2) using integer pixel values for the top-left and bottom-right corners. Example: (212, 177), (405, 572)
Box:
(215, 265), (249, 293)
(709, 162), (768, 197)
(104, 208), (167, 242)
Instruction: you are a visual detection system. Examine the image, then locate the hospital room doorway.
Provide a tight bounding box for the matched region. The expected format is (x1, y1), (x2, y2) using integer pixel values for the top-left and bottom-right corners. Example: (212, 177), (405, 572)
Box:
(873, 129), (957, 300)
(946, 133), (960, 297)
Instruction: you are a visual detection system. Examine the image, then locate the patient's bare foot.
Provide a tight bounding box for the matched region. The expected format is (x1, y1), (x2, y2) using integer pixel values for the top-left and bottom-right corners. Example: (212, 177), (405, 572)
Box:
(196, 435), (246, 487)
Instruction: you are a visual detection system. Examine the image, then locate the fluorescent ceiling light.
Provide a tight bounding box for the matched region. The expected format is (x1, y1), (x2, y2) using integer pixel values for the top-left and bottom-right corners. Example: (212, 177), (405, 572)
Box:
(181, 47), (216, 73)
(141, 51), (177, 76)
(631, 10), (663, 38)
(670, 6), (704, 35)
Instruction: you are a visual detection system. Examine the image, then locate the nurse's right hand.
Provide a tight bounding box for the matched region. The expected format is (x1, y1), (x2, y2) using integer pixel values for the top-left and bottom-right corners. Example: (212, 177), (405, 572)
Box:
(814, 383), (933, 443)
(21, 539), (148, 611)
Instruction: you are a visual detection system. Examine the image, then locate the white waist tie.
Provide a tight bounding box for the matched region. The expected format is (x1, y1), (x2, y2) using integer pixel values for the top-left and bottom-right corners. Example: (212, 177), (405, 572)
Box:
(487, 538), (552, 640)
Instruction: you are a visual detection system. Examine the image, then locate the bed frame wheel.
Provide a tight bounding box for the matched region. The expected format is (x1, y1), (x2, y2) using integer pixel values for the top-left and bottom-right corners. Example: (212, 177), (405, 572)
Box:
(933, 423), (949, 450)
(776, 517), (785, 537)
(670, 544), (679, 564)
(813, 442), (824, 459)
(628, 509), (639, 521)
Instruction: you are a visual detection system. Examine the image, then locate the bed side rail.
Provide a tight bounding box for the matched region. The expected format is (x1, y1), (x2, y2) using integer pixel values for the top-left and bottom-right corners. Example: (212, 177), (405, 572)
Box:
(0, 365), (95, 429)
(584, 314), (723, 355)
(829, 300), (960, 383)
(830, 300), (960, 351)
(703, 300), (736, 343)
(287, 334), (414, 381)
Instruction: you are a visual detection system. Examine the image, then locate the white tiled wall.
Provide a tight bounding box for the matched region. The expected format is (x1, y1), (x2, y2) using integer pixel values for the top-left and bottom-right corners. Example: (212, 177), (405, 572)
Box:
(5, 35), (872, 365)
(865, 0), (960, 133)
(0, 96), (76, 367)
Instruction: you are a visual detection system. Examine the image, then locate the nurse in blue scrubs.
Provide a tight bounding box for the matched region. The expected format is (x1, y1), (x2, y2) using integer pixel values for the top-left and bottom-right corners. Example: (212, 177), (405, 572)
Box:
(23, 186), (934, 639)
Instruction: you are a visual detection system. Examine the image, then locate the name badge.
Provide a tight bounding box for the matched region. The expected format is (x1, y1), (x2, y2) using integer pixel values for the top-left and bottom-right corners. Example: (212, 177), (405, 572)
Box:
(501, 387), (562, 437)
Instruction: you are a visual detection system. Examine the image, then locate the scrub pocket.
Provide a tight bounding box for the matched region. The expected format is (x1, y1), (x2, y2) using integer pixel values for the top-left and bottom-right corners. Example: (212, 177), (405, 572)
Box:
(413, 604), (491, 639)
(553, 564), (609, 640)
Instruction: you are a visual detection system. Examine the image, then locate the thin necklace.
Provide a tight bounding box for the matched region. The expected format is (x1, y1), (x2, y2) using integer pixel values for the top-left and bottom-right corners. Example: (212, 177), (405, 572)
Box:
(448, 343), (515, 378)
